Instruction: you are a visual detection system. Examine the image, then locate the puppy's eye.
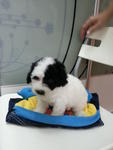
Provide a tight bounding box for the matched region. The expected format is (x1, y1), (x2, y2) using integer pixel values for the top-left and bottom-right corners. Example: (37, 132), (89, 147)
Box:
(32, 76), (40, 81)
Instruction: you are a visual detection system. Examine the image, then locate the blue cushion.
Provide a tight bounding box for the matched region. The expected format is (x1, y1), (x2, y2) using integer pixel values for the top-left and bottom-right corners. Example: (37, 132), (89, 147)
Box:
(17, 87), (35, 99)
(6, 90), (104, 128)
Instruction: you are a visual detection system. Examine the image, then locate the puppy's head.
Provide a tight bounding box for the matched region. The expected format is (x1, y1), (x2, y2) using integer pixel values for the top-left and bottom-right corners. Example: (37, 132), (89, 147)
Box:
(27, 57), (68, 95)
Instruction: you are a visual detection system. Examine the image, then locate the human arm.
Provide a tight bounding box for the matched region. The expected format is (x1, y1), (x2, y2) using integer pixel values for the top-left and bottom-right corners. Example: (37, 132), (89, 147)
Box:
(80, 1), (113, 40)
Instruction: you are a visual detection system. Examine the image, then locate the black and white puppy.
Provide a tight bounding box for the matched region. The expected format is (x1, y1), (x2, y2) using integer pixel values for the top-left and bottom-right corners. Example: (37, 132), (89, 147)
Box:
(27, 57), (87, 116)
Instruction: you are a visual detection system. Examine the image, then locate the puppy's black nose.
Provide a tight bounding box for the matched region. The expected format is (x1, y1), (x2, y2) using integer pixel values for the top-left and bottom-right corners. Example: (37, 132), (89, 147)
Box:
(35, 90), (45, 95)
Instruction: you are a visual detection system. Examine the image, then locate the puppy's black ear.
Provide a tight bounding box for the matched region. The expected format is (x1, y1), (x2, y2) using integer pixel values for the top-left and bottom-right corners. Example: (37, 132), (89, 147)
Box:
(26, 58), (43, 84)
(27, 58), (44, 84)
(26, 62), (36, 84)
(26, 72), (32, 84)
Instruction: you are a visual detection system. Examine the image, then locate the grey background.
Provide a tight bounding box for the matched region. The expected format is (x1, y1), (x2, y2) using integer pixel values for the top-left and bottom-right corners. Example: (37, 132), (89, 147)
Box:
(0, 0), (112, 86)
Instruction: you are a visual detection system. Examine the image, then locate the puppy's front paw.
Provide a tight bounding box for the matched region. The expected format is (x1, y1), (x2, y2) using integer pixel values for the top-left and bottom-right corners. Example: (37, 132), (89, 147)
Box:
(74, 110), (85, 116)
(51, 112), (64, 116)
(34, 106), (46, 113)
(51, 106), (65, 116)
(34, 100), (48, 114)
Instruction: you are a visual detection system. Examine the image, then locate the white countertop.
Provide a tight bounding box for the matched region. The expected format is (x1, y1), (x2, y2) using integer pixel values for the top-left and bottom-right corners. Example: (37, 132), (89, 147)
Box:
(0, 94), (113, 150)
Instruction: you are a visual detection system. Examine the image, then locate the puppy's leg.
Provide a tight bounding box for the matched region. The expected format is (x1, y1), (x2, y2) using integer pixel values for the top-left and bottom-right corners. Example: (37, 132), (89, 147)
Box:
(51, 101), (66, 116)
(72, 107), (85, 116)
(34, 99), (48, 114)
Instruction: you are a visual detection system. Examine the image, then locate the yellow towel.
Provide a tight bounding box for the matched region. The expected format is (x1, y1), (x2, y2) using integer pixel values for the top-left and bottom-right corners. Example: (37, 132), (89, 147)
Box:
(16, 96), (37, 110)
(84, 103), (97, 116)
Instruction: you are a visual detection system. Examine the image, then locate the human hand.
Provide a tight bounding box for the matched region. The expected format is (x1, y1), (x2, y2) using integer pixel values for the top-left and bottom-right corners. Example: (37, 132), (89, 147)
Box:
(80, 10), (112, 40)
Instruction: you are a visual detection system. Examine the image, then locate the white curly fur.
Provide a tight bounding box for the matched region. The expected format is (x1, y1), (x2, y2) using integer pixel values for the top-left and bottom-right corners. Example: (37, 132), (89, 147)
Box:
(30, 57), (88, 116)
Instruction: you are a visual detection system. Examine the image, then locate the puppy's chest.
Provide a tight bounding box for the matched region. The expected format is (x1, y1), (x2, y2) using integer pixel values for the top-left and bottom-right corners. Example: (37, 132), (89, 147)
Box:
(38, 94), (55, 106)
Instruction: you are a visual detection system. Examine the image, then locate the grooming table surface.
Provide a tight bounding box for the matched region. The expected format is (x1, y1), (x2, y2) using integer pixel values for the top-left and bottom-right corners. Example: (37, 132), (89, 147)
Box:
(0, 94), (113, 150)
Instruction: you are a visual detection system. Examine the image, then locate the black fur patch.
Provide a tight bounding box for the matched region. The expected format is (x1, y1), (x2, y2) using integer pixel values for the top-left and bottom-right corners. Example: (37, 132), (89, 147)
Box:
(26, 58), (43, 83)
(43, 59), (68, 90)
(35, 90), (45, 95)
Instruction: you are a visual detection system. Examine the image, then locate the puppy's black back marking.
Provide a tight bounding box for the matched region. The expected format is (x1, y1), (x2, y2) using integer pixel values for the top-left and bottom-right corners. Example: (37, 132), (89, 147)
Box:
(43, 59), (68, 90)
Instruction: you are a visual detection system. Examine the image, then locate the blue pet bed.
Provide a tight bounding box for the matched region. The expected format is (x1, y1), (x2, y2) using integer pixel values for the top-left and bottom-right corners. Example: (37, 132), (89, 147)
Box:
(6, 88), (103, 128)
